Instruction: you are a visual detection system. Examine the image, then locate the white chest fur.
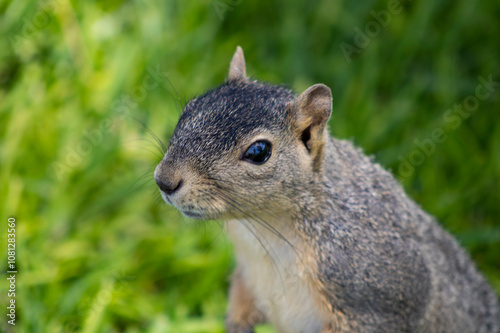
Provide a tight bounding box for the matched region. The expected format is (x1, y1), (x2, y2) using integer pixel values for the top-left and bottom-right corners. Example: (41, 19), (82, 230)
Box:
(227, 220), (327, 333)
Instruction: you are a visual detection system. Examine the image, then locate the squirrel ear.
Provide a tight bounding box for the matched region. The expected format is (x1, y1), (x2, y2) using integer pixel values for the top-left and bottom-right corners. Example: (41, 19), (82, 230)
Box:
(291, 84), (332, 172)
(228, 46), (246, 81)
(294, 84), (332, 133)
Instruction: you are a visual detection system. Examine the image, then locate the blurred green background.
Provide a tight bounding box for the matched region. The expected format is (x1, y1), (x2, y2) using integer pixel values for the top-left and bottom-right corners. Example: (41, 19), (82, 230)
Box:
(1, 0), (499, 332)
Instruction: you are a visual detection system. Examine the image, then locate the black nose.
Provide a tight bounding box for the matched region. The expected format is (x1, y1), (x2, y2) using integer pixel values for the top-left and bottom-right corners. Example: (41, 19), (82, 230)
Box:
(156, 178), (183, 195)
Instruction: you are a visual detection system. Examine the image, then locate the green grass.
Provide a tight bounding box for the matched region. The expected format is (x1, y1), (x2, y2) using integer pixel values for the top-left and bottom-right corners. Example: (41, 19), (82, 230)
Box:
(1, 0), (499, 332)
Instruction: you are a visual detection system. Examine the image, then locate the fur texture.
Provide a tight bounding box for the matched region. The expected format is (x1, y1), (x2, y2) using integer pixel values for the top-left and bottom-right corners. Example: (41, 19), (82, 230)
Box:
(155, 47), (500, 333)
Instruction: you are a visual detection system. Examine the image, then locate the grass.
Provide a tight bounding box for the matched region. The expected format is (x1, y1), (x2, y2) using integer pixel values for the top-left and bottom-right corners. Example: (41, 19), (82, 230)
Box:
(0, 0), (499, 332)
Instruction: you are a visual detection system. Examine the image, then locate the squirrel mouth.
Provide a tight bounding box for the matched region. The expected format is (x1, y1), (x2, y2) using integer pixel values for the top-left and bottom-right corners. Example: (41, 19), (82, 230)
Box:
(182, 210), (209, 220)
(183, 210), (202, 218)
(181, 209), (222, 220)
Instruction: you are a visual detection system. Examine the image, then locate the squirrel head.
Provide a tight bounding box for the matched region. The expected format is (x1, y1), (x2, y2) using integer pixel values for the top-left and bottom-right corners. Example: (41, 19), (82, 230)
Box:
(155, 47), (332, 220)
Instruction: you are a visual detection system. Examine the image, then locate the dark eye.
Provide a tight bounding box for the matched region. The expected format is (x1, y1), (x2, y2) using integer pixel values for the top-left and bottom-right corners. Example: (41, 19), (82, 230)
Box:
(242, 141), (272, 164)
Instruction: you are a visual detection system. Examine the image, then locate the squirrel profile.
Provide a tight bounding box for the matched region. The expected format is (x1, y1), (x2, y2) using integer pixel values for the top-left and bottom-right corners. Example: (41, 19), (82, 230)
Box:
(154, 47), (500, 333)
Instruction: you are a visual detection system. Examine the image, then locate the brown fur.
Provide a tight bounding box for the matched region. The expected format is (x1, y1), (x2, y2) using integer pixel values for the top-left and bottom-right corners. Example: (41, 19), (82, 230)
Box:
(226, 268), (265, 332)
(155, 47), (500, 333)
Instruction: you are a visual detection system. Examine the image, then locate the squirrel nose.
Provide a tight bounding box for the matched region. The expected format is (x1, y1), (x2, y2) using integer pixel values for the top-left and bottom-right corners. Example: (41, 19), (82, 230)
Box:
(154, 160), (184, 195)
(156, 177), (183, 195)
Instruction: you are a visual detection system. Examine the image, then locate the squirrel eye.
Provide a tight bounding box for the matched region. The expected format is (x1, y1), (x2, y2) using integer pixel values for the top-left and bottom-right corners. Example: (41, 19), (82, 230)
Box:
(242, 141), (272, 164)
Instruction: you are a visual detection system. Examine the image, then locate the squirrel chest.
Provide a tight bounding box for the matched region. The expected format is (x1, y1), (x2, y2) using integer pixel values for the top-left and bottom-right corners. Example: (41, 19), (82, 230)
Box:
(227, 220), (331, 333)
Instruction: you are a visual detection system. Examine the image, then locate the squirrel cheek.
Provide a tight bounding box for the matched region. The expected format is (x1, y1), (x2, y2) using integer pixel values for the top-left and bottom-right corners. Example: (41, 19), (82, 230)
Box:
(294, 145), (313, 172)
(242, 163), (277, 180)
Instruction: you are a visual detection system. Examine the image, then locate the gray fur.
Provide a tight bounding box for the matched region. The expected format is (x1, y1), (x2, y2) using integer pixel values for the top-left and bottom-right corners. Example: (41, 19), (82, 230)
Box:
(303, 138), (500, 332)
(157, 54), (500, 332)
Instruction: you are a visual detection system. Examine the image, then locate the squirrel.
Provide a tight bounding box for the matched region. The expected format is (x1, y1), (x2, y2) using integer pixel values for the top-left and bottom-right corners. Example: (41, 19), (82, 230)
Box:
(154, 46), (500, 333)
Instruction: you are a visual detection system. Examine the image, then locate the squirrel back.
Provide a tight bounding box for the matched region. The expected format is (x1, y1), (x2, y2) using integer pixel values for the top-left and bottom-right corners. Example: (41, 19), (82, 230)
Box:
(155, 47), (500, 333)
(315, 137), (499, 331)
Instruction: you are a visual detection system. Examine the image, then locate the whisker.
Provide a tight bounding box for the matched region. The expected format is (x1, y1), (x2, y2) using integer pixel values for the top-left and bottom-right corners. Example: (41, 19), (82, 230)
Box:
(200, 189), (276, 257)
(205, 176), (280, 208)
(153, 193), (164, 204)
(122, 136), (165, 159)
(162, 75), (184, 115)
(224, 208), (284, 283)
(126, 115), (168, 153)
(197, 193), (228, 253)
(130, 168), (156, 190)
(211, 189), (291, 270)
(217, 186), (288, 222)
(207, 183), (309, 273)
(214, 188), (299, 256)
